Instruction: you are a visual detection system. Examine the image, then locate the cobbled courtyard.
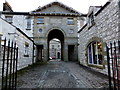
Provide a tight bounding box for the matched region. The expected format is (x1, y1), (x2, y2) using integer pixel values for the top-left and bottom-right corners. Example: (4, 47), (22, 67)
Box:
(17, 60), (109, 89)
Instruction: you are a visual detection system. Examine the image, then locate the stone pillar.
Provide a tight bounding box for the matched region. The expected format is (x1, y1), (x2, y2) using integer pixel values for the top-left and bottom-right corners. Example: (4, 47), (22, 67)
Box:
(43, 42), (48, 61)
(74, 44), (78, 61)
(63, 42), (68, 61)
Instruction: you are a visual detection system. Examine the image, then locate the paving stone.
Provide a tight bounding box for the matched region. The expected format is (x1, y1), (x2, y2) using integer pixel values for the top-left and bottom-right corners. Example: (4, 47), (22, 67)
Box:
(17, 61), (109, 88)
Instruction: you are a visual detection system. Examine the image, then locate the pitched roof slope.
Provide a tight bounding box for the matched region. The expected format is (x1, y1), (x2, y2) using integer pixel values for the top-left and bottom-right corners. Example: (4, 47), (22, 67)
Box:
(31, 1), (81, 16)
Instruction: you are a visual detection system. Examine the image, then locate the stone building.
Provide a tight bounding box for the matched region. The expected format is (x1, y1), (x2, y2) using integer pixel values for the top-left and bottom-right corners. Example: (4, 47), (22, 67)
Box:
(32, 1), (82, 61)
(1, 1), (83, 62)
(49, 39), (61, 59)
(0, 1), (84, 86)
(78, 0), (119, 75)
(0, 1), (35, 68)
(0, 2), (35, 88)
(1, 0), (119, 82)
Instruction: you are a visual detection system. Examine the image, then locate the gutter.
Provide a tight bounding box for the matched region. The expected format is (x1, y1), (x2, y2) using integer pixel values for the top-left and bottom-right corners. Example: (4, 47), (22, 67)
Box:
(78, 24), (87, 33)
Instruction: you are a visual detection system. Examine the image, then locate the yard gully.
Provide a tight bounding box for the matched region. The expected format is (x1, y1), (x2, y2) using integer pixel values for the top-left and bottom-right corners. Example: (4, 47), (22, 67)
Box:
(106, 40), (120, 90)
(1, 38), (18, 90)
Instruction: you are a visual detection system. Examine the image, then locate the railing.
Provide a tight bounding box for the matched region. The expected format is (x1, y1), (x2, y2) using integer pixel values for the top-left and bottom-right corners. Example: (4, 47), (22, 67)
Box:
(1, 38), (18, 90)
(106, 41), (120, 90)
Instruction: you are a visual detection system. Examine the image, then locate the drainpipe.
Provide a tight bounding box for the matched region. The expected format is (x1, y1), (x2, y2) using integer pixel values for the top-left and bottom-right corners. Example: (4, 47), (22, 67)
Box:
(118, 0), (120, 40)
(0, 33), (3, 90)
(32, 41), (34, 64)
(0, 32), (3, 60)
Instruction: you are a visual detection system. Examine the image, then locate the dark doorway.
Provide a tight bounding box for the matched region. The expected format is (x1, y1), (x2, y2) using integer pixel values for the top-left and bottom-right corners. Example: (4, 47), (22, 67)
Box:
(57, 52), (60, 59)
(36, 45), (43, 61)
(68, 45), (75, 61)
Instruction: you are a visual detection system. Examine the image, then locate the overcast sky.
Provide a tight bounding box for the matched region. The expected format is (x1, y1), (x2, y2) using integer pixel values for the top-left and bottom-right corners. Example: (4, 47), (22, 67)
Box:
(1, 0), (109, 14)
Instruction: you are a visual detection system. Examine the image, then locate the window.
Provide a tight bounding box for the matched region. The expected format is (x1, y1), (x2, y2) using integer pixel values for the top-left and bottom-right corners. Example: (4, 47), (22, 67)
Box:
(5, 16), (13, 23)
(26, 18), (31, 30)
(39, 28), (42, 32)
(24, 42), (29, 57)
(67, 18), (74, 25)
(69, 29), (74, 34)
(52, 45), (54, 49)
(88, 42), (102, 65)
(88, 12), (95, 28)
(37, 17), (44, 24)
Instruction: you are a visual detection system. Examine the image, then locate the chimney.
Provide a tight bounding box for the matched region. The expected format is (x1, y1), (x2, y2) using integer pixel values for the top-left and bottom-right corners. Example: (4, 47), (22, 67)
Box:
(3, 1), (13, 12)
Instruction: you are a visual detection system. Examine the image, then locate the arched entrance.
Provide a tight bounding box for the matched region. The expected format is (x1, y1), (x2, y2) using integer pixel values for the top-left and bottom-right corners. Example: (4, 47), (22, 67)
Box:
(47, 29), (64, 60)
(36, 28), (78, 62)
(49, 39), (61, 60)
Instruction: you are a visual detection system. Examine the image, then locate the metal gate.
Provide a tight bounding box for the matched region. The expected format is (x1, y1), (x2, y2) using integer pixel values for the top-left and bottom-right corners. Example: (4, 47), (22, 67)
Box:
(106, 41), (120, 90)
(1, 38), (18, 90)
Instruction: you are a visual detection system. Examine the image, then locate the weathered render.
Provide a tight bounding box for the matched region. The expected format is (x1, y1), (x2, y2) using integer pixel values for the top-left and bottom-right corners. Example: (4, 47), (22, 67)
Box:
(78, 0), (119, 75)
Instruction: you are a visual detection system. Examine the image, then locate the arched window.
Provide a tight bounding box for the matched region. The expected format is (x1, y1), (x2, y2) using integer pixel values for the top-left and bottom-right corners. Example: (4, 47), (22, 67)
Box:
(88, 42), (102, 65)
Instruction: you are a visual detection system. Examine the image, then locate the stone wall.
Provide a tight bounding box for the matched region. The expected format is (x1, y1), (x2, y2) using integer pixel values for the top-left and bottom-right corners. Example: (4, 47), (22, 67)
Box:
(1, 14), (33, 38)
(0, 18), (34, 87)
(33, 15), (79, 61)
(78, 0), (119, 75)
(33, 16), (78, 38)
(16, 29), (34, 70)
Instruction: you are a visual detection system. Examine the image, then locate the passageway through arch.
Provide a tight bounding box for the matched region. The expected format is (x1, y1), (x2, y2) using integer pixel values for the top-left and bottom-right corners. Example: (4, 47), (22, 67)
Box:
(49, 38), (61, 60)
(47, 29), (64, 60)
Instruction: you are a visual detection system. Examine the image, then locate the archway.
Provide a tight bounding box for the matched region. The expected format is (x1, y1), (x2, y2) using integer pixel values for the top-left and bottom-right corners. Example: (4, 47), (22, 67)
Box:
(49, 39), (61, 60)
(47, 29), (64, 60)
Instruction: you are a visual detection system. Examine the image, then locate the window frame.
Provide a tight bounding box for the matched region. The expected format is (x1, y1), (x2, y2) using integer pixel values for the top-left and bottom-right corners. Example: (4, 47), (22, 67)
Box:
(5, 16), (13, 24)
(26, 18), (31, 30)
(52, 45), (54, 49)
(37, 17), (44, 24)
(67, 18), (74, 25)
(24, 42), (29, 57)
(87, 41), (103, 66)
(39, 28), (42, 32)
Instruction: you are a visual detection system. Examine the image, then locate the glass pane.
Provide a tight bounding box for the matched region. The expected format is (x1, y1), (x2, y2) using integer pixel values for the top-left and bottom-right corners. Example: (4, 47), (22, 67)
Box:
(68, 18), (74, 25)
(5, 16), (13, 23)
(97, 42), (102, 64)
(37, 18), (44, 24)
(92, 42), (97, 64)
(27, 19), (31, 29)
(88, 45), (92, 64)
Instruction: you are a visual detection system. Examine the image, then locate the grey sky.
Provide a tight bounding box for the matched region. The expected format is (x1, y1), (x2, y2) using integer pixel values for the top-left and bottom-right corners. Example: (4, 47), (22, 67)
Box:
(1, 0), (108, 14)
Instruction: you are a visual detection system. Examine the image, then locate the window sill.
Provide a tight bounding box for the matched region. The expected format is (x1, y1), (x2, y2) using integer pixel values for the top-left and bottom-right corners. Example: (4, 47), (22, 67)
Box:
(26, 28), (31, 30)
(67, 24), (74, 26)
(8, 22), (13, 24)
(24, 55), (29, 57)
(37, 23), (44, 24)
(88, 64), (105, 69)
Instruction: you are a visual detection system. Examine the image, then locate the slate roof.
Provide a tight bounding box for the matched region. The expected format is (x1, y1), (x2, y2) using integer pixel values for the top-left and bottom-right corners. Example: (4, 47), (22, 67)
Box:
(31, 1), (81, 16)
